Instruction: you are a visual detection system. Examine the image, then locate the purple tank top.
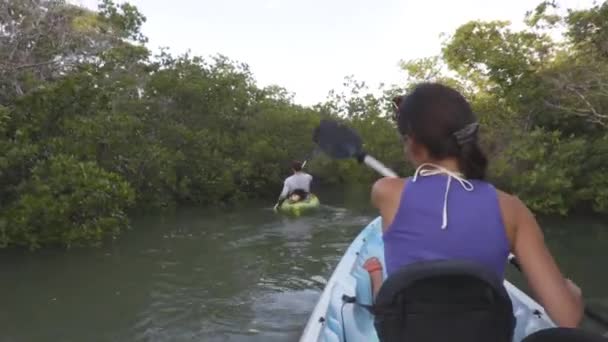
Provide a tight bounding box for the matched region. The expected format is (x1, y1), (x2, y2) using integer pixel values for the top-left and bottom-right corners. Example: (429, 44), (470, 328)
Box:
(383, 174), (510, 279)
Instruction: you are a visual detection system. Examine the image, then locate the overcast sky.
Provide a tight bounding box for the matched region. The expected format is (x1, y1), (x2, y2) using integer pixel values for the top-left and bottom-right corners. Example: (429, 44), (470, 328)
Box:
(74, 0), (596, 105)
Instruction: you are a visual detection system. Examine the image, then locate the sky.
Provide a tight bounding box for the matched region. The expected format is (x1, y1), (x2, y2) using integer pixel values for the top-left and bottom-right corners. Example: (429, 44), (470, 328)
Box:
(74, 0), (597, 106)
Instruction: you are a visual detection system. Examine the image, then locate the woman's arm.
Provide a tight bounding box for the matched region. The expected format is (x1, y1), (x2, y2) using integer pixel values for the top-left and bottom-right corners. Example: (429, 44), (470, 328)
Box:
(371, 177), (406, 232)
(278, 181), (290, 200)
(364, 257), (384, 300)
(510, 195), (584, 327)
(274, 181), (290, 209)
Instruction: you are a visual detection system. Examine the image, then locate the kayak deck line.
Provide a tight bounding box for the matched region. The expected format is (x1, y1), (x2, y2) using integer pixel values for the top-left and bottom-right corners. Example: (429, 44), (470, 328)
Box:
(300, 217), (555, 342)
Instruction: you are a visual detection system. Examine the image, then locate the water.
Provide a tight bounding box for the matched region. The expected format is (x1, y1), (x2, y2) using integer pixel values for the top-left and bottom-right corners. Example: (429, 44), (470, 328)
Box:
(1, 187), (607, 341)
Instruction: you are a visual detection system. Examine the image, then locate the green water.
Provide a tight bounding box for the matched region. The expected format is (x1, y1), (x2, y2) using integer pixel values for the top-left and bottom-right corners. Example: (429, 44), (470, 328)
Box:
(1, 187), (607, 341)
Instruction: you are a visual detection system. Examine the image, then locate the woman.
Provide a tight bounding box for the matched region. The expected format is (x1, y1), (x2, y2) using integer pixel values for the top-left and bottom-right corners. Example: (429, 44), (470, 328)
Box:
(274, 160), (313, 210)
(363, 83), (584, 327)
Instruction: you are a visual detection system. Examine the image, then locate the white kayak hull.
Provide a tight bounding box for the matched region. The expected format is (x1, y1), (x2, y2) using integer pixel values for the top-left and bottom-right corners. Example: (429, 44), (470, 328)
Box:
(300, 217), (555, 342)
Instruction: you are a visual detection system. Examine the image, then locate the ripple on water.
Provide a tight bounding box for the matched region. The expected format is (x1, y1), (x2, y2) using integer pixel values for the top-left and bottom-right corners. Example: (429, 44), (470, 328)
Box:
(257, 275), (321, 292)
(127, 208), (374, 341)
(241, 289), (321, 337)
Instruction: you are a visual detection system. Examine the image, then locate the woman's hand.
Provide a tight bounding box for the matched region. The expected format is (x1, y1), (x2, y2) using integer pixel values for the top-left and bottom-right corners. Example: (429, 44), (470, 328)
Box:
(363, 257), (384, 299)
(363, 257), (383, 274)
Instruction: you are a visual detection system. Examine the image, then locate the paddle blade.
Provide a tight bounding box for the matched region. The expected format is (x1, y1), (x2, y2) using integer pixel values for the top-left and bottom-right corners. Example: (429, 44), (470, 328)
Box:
(313, 119), (363, 159)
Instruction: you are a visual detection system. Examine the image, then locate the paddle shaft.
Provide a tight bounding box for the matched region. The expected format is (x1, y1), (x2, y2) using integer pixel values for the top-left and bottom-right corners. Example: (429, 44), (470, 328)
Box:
(359, 154), (398, 178)
(508, 254), (608, 328)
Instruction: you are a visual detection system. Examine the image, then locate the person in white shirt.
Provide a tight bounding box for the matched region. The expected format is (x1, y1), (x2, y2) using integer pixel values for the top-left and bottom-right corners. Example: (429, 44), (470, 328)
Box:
(274, 161), (313, 210)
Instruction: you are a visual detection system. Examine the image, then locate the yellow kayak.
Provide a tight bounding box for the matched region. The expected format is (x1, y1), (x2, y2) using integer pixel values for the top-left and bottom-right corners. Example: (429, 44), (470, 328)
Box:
(276, 194), (320, 216)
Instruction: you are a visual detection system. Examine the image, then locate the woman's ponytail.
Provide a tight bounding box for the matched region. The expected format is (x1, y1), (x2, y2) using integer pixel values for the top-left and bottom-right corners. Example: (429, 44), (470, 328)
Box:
(458, 142), (488, 180)
(452, 121), (487, 180)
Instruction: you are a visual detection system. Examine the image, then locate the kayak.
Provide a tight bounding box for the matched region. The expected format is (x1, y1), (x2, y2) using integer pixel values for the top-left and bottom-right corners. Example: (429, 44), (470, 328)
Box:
(277, 194), (320, 216)
(299, 217), (556, 342)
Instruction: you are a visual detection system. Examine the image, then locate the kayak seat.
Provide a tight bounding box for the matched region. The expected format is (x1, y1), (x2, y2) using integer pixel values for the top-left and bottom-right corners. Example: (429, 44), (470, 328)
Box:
(373, 259), (516, 342)
(521, 327), (608, 341)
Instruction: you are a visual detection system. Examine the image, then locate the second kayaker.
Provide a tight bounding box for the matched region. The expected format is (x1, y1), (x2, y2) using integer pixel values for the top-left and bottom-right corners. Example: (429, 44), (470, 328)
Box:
(274, 161), (313, 210)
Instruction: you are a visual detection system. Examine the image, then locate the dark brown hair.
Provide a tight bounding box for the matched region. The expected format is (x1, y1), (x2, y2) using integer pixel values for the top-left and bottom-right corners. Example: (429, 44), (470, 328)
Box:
(395, 83), (487, 180)
(292, 160), (303, 172)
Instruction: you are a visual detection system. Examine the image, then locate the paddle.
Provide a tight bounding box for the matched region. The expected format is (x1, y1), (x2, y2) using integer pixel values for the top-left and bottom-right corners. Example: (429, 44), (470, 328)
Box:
(313, 119), (398, 178)
(508, 254), (608, 329)
(313, 118), (608, 330)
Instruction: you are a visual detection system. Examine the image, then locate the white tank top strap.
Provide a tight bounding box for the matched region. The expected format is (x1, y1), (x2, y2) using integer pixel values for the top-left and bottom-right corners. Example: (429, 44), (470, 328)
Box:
(412, 163), (474, 229)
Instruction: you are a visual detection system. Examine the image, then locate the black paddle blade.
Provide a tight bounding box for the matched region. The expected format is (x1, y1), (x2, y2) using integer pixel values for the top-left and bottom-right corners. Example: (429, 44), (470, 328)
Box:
(313, 119), (363, 159)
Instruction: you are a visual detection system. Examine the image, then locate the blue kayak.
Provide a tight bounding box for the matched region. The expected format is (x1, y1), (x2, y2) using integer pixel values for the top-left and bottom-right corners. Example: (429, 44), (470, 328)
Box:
(299, 217), (556, 341)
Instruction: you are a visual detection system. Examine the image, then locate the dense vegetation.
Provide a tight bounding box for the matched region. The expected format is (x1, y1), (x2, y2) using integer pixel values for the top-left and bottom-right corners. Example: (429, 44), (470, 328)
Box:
(1, 0), (607, 249)
(316, 1), (608, 217)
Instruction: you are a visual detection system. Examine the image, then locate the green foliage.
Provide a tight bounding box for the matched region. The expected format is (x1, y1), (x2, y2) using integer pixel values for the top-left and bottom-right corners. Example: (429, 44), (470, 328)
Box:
(2, 155), (134, 249)
(2, 0), (608, 249)
(489, 130), (585, 215)
(573, 135), (608, 213)
(566, 1), (608, 59)
(525, 1), (562, 29)
(0, 0), (325, 249)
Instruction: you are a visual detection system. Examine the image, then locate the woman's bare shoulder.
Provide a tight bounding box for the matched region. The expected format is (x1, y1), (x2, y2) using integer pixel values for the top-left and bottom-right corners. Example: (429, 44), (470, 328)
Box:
(373, 176), (408, 194)
(494, 187), (536, 244)
(372, 177), (408, 206)
(495, 188), (527, 215)
(373, 176), (407, 188)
